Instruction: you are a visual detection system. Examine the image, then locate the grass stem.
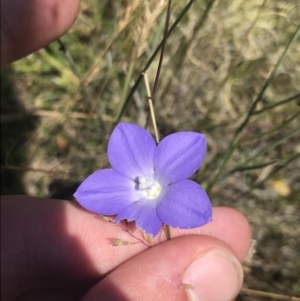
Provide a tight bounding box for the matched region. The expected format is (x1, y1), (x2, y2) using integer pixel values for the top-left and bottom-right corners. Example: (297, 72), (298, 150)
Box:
(115, 0), (196, 123)
(207, 24), (300, 192)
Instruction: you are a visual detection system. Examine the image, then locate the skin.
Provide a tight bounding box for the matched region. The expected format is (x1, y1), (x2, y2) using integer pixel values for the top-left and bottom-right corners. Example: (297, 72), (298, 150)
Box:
(1, 197), (251, 301)
(1, 0), (80, 67)
(1, 1), (252, 300)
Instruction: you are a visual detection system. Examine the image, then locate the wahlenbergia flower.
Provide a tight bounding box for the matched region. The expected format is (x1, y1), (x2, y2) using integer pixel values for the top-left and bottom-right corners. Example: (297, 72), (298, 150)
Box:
(74, 122), (212, 236)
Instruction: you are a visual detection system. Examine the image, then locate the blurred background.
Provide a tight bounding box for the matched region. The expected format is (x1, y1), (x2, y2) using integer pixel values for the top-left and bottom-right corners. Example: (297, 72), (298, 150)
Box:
(1, 0), (300, 299)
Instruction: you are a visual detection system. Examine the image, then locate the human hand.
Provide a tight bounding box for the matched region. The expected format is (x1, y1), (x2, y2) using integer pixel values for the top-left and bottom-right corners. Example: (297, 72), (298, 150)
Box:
(1, 196), (251, 301)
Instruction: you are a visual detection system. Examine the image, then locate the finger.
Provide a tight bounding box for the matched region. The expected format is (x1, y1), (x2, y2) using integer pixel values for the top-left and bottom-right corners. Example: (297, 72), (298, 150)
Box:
(1, 0), (80, 68)
(81, 235), (244, 301)
(1, 196), (251, 300)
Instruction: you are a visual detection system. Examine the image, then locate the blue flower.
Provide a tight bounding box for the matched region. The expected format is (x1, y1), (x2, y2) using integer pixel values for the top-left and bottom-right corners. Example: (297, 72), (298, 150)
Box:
(74, 122), (212, 236)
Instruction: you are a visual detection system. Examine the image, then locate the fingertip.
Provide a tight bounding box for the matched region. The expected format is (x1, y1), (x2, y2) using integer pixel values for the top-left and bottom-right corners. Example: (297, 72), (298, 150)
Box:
(182, 247), (243, 301)
(169, 206), (252, 262)
(1, 0), (80, 67)
(81, 235), (243, 301)
(210, 207), (252, 260)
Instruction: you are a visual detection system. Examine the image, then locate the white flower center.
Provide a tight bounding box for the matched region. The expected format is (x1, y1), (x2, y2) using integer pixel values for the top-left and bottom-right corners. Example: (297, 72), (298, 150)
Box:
(137, 176), (161, 199)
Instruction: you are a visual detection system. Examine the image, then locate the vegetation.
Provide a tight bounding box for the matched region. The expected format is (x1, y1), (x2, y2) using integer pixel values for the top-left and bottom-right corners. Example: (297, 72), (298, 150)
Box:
(1, 0), (299, 298)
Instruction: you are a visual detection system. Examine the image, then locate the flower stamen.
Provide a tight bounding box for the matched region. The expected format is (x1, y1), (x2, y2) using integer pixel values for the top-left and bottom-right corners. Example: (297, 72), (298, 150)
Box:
(137, 176), (161, 199)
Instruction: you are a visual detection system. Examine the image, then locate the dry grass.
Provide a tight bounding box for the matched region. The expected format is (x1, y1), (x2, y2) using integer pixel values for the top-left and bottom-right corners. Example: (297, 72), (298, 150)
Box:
(1, 0), (300, 299)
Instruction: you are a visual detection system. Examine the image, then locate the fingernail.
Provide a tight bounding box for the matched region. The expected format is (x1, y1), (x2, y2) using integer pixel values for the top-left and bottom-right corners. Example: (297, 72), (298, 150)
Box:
(182, 250), (243, 301)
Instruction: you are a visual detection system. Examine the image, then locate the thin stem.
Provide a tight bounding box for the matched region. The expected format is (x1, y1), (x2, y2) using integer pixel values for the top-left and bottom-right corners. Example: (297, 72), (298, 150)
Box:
(252, 93), (300, 115)
(240, 111), (300, 143)
(152, 0), (172, 99)
(224, 160), (277, 178)
(57, 39), (82, 79)
(206, 138), (239, 193)
(116, 61), (135, 121)
(1, 164), (58, 175)
(156, 0), (216, 110)
(199, 0), (260, 119)
(207, 24), (300, 193)
(114, 0), (196, 124)
(242, 127), (300, 167)
(142, 72), (171, 240)
(146, 0), (172, 128)
(57, 39), (106, 132)
(165, 225), (171, 241)
(252, 153), (300, 189)
(241, 287), (300, 300)
(143, 72), (159, 143)
(142, 2), (173, 240)
(233, 24), (300, 142)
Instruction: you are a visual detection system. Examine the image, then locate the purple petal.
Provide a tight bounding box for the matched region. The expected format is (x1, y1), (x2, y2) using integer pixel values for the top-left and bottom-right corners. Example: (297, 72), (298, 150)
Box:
(74, 169), (138, 215)
(154, 132), (206, 184)
(157, 180), (212, 229)
(108, 122), (156, 180)
(116, 200), (162, 236)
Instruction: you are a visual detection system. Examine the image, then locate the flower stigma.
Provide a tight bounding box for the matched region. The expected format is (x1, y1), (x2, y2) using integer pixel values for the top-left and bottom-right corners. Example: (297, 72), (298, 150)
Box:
(137, 176), (161, 199)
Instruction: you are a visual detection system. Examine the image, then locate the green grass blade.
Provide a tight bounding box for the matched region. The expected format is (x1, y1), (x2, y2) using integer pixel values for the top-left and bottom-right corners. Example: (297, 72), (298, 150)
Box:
(243, 127), (300, 167)
(114, 0), (196, 123)
(115, 61), (135, 121)
(241, 111), (300, 143)
(206, 138), (239, 193)
(207, 24), (300, 192)
(253, 153), (300, 188)
(233, 24), (300, 141)
(252, 93), (300, 115)
(224, 160), (277, 177)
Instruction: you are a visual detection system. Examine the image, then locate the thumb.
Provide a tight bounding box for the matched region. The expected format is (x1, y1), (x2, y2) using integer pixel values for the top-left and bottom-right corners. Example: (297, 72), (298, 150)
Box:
(81, 235), (244, 301)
